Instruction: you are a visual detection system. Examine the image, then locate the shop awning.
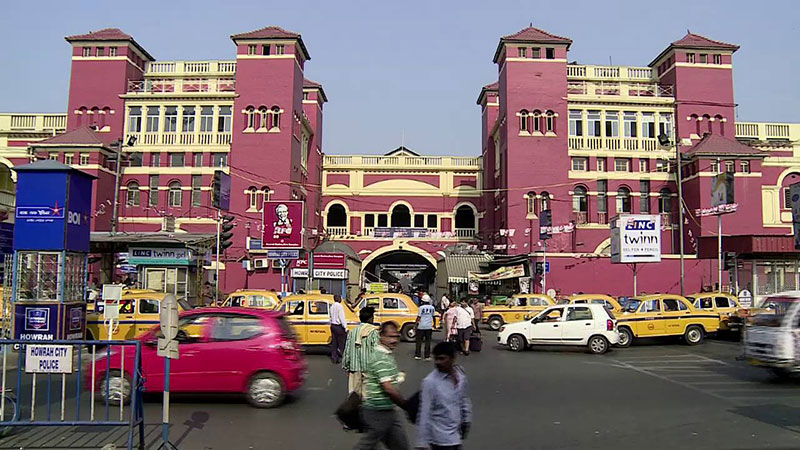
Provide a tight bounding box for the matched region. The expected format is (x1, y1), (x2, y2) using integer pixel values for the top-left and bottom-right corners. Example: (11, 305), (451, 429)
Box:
(445, 254), (492, 283)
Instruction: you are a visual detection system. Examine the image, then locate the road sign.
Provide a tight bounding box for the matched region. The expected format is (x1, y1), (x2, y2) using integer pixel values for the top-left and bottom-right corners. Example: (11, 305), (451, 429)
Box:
(738, 289), (753, 308)
(267, 249), (300, 259)
(544, 262), (550, 273)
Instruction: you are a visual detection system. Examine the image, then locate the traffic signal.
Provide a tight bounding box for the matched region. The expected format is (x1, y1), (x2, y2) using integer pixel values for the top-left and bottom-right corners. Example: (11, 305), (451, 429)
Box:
(211, 170), (231, 211)
(219, 214), (235, 253)
(535, 262), (544, 276)
(723, 252), (736, 271)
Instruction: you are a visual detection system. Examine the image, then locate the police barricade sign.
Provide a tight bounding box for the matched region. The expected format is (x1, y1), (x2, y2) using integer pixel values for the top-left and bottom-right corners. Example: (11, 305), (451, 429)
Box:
(25, 344), (73, 374)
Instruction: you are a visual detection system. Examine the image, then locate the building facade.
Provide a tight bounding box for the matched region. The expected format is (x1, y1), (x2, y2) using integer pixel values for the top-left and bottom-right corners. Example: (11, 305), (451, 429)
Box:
(0, 25), (799, 301)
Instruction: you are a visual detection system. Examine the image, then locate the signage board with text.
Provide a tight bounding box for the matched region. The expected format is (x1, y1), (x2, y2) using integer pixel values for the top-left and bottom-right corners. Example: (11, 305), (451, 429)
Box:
(610, 214), (662, 263)
(129, 247), (192, 265)
(262, 201), (304, 248)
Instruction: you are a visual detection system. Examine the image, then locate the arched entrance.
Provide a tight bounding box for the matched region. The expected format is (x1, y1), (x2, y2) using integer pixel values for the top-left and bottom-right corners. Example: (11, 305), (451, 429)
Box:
(362, 249), (437, 297)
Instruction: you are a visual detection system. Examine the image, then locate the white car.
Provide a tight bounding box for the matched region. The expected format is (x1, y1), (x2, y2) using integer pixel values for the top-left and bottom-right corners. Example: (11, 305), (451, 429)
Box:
(497, 304), (619, 354)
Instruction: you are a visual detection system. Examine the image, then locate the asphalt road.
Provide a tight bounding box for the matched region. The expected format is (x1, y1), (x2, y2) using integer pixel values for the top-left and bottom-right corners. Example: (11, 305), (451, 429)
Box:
(4, 332), (800, 449)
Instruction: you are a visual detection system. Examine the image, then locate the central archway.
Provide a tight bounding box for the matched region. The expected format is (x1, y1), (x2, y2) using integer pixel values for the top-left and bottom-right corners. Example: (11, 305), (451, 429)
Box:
(361, 245), (437, 297)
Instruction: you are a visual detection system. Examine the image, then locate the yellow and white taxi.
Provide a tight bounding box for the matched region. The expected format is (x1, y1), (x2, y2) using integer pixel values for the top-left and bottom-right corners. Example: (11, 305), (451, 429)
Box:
(222, 289), (280, 310)
(686, 292), (744, 332)
(564, 294), (624, 313)
(483, 294), (555, 331)
(86, 289), (192, 341)
(355, 293), (423, 342)
(276, 293), (359, 346)
(616, 294), (720, 347)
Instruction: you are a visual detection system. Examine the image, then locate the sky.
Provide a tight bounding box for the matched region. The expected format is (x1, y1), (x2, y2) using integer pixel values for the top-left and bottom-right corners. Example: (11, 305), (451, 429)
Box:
(0, 0), (797, 156)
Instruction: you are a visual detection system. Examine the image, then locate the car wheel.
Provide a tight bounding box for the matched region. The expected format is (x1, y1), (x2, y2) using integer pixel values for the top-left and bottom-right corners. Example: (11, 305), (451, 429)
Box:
(508, 334), (526, 352)
(684, 325), (704, 345)
(488, 316), (504, 331)
(400, 323), (415, 342)
(588, 335), (609, 355)
(617, 327), (633, 348)
(99, 370), (131, 406)
(246, 372), (285, 408)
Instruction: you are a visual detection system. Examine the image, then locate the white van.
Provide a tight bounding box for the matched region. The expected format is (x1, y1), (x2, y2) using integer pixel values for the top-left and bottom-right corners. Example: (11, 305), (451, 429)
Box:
(743, 291), (798, 377)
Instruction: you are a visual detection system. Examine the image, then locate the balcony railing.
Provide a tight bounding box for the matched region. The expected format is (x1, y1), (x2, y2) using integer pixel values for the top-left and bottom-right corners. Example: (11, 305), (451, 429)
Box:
(126, 131), (232, 147)
(127, 78), (236, 94)
(567, 65), (654, 81)
(325, 227), (348, 236)
(323, 155), (481, 168)
(145, 60), (237, 75)
(0, 113), (67, 132)
(567, 81), (673, 98)
(328, 227), (476, 240)
(573, 211), (588, 225)
(454, 228), (476, 238)
(568, 137), (662, 152)
(736, 121), (797, 141)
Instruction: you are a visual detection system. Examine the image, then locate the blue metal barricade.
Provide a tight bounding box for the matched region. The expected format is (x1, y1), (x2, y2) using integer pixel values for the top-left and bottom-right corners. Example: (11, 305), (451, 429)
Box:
(0, 339), (145, 450)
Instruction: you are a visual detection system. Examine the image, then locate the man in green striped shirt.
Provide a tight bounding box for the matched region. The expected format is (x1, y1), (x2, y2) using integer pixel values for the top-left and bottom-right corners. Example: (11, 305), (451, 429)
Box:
(355, 322), (409, 450)
(342, 306), (379, 396)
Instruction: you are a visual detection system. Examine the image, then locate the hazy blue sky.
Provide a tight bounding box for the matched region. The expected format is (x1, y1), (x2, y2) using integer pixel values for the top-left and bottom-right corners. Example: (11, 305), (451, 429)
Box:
(1, 0), (797, 156)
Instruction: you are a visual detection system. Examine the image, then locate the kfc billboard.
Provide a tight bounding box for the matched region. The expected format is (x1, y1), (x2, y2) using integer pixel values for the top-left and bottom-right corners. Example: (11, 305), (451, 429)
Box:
(263, 201), (304, 248)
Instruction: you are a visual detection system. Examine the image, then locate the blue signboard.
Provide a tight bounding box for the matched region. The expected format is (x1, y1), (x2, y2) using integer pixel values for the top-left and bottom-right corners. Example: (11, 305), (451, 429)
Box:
(14, 303), (60, 340)
(62, 303), (86, 340)
(267, 249), (300, 259)
(13, 161), (94, 252)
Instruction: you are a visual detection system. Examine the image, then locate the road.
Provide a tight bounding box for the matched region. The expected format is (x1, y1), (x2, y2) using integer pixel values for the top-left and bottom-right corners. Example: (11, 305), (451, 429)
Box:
(3, 332), (800, 449)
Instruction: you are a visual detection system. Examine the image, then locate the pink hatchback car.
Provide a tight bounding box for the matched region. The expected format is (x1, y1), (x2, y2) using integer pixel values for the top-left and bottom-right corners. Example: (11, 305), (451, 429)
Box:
(90, 308), (306, 408)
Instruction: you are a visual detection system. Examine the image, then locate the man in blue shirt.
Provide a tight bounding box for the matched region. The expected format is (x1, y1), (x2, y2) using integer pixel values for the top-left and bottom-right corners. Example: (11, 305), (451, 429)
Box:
(414, 297), (436, 360)
(416, 341), (472, 450)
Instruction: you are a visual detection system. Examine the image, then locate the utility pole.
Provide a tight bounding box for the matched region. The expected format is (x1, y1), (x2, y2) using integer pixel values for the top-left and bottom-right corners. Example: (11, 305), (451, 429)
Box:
(215, 209), (221, 305)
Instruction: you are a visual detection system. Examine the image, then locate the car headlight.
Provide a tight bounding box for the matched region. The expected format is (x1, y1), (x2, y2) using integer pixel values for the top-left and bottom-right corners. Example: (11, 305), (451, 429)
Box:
(499, 326), (505, 333)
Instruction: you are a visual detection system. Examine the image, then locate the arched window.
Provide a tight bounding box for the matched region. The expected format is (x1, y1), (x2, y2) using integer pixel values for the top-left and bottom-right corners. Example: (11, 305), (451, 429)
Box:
(244, 106), (255, 129)
(616, 187), (631, 213)
(168, 181), (182, 207)
(703, 114), (712, 134)
(258, 186), (271, 211)
(572, 186), (588, 223)
(545, 111), (555, 133)
(532, 110), (542, 133)
(391, 204), (411, 227)
(258, 107), (268, 130)
(247, 186), (258, 210)
(269, 106), (282, 130)
(126, 181), (140, 207)
(715, 114), (725, 136)
(526, 191), (538, 216)
(659, 188), (672, 213)
(540, 191), (551, 211)
(454, 205), (476, 230)
(691, 114), (700, 136)
(519, 110), (529, 133)
(326, 204), (347, 228)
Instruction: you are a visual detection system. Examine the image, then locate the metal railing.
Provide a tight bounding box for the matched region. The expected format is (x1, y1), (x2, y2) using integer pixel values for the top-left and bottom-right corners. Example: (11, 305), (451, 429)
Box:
(323, 155), (481, 168)
(0, 114), (67, 132)
(568, 136), (663, 152)
(146, 60), (237, 75)
(567, 65), (654, 81)
(567, 81), (673, 98)
(127, 78), (236, 94)
(325, 226), (348, 236)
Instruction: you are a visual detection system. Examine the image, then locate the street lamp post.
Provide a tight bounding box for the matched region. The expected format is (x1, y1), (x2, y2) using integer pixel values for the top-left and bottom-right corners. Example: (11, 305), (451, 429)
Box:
(659, 132), (685, 296)
(111, 136), (137, 234)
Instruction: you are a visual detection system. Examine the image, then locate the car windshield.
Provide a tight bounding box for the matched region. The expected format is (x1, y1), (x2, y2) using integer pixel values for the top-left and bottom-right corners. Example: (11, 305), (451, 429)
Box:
(624, 299), (643, 312)
(750, 296), (799, 327)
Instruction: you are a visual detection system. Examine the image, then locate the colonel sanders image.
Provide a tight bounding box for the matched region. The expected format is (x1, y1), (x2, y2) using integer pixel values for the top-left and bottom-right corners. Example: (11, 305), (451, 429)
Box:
(273, 203), (293, 239)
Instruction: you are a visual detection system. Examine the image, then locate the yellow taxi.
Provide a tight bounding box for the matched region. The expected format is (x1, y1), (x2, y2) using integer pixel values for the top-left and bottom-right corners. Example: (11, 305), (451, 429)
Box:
(86, 289), (193, 341)
(686, 292), (745, 332)
(276, 293), (360, 346)
(222, 289), (280, 310)
(564, 294), (624, 313)
(483, 294), (555, 331)
(616, 294), (720, 347)
(354, 293), (423, 342)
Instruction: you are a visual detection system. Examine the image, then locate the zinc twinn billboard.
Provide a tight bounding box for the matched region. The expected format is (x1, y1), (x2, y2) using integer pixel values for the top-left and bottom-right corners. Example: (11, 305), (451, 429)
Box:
(610, 214), (662, 263)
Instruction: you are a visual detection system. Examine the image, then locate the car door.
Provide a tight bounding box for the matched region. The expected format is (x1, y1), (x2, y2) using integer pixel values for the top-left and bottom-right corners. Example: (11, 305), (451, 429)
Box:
(529, 307), (565, 343)
(662, 298), (689, 335)
(378, 296), (400, 325)
(561, 306), (594, 344)
(715, 296), (735, 316)
(117, 299), (137, 340)
(206, 314), (267, 391)
(135, 298), (161, 337)
(279, 300), (307, 343)
(638, 299), (665, 336)
(306, 300), (331, 345)
(147, 314), (214, 392)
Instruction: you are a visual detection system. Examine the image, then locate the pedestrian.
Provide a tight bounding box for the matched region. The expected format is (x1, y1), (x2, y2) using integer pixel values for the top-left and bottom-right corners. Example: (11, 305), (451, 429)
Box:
(440, 294), (450, 313)
(415, 297), (436, 360)
(355, 322), (409, 450)
(342, 306), (379, 396)
(442, 302), (458, 343)
(421, 292), (432, 306)
(411, 292), (420, 306)
(330, 294), (348, 364)
(416, 341), (472, 450)
(470, 298), (484, 330)
(454, 300), (474, 355)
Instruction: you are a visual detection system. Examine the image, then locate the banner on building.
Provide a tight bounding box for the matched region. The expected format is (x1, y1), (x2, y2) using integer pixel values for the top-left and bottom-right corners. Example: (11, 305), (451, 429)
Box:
(468, 264), (525, 282)
(791, 182), (800, 249)
(294, 252), (346, 269)
(711, 172), (735, 208)
(291, 268), (348, 279)
(519, 277), (531, 294)
(262, 201), (304, 249)
(373, 228), (429, 238)
(129, 247), (192, 265)
(610, 214), (662, 263)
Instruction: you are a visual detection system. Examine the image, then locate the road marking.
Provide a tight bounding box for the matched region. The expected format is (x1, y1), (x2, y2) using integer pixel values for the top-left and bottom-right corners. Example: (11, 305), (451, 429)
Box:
(610, 358), (733, 403)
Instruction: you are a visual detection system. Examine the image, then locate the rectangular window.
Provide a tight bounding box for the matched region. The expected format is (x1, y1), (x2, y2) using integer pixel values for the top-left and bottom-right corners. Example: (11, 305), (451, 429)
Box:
(518, 47), (526, 58)
(191, 175), (202, 207)
(605, 111), (619, 137)
(303, 92), (310, 101)
(687, 53), (695, 63)
(79, 154), (90, 165)
(699, 53), (708, 64)
(656, 160), (668, 173)
(96, 47), (104, 57)
(377, 214), (388, 227)
(170, 153), (185, 167)
(128, 106), (142, 133)
(217, 106), (232, 132)
(64, 154), (74, 165)
(658, 114), (673, 139)
(784, 188), (792, 209)
(276, 44), (285, 55)
(587, 111), (601, 137)
(427, 214), (437, 229)
(615, 158), (630, 172)
(182, 106), (195, 132)
(532, 48), (540, 58)
(710, 161), (720, 173)
(713, 54), (722, 65)
(194, 153), (203, 167)
(48, 153), (58, 161)
(545, 48), (555, 59)
(569, 110), (583, 137)
(82, 47), (91, 57)
(146, 106), (160, 132)
(364, 214), (375, 228)
(109, 47), (117, 57)
(128, 152), (143, 167)
(414, 214), (425, 228)
(623, 112), (637, 138)
(149, 175), (159, 206)
(571, 157), (588, 171)
(127, 184), (140, 207)
(725, 161), (735, 173)
(213, 153), (228, 168)
(164, 106), (178, 132)
(642, 113), (656, 138)
(741, 161), (750, 174)
(639, 159), (649, 172)
(151, 153), (161, 167)
(597, 180), (607, 214)
(247, 44), (257, 55)
(262, 44), (270, 56)
(200, 106), (214, 132)
(597, 158), (606, 172)
(640, 180), (650, 213)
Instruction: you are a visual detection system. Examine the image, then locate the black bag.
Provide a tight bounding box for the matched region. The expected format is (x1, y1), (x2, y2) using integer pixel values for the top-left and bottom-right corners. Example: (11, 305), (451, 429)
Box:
(404, 391), (421, 424)
(335, 392), (364, 432)
(470, 333), (483, 352)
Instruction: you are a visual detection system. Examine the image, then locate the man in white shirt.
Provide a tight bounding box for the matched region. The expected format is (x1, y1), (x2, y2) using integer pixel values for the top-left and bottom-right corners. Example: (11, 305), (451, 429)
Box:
(329, 294), (348, 364)
(454, 300), (475, 355)
(440, 294), (450, 313)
